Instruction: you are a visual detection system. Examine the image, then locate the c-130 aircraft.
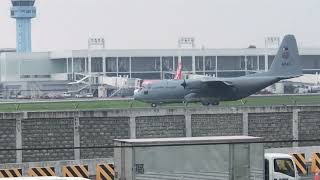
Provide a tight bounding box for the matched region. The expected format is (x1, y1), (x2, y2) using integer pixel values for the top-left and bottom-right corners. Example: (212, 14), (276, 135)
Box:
(134, 34), (302, 107)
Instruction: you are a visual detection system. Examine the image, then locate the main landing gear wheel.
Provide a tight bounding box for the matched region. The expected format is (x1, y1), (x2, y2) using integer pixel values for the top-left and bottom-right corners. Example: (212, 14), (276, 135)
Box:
(201, 100), (220, 106)
(201, 101), (210, 106)
(211, 101), (220, 105)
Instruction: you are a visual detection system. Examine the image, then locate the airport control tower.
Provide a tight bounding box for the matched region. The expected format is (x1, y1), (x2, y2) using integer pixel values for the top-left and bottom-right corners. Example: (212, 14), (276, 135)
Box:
(10, 0), (36, 53)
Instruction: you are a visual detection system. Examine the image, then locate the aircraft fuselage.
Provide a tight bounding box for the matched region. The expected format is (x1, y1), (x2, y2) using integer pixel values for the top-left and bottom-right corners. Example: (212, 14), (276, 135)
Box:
(134, 76), (280, 104)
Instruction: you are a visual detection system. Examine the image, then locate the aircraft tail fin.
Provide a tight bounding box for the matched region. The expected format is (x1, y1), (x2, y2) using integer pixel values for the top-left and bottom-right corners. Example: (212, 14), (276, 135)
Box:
(174, 62), (182, 79)
(268, 34), (302, 78)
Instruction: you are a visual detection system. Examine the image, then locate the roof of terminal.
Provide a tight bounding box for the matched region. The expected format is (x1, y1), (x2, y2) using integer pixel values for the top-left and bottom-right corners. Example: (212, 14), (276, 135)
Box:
(3, 48), (320, 58)
(47, 48), (320, 58)
(0, 48), (16, 53)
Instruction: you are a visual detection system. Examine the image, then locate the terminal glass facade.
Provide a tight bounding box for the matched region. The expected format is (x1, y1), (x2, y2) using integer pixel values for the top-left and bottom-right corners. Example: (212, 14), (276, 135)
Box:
(3, 48), (320, 82)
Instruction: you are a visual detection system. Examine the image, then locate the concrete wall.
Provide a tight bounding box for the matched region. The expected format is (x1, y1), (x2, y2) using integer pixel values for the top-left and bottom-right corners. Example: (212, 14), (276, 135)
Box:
(248, 112), (293, 148)
(22, 118), (74, 162)
(136, 115), (185, 138)
(298, 111), (320, 146)
(79, 117), (130, 159)
(0, 118), (16, 163)
(0, 105), (320, 163)
(191, 114), (243, 136)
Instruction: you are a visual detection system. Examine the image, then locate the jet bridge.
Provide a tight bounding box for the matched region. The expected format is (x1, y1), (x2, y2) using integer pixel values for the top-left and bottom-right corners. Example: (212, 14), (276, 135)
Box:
(67, 73), (140, 97)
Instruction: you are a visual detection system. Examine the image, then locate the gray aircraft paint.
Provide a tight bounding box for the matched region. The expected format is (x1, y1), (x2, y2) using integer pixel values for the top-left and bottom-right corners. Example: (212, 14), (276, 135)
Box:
(134, 34), (302, 106)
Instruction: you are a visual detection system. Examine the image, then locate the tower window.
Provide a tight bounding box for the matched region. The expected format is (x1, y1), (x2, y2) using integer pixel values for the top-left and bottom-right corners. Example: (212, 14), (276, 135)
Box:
(12, 1), (34, 6)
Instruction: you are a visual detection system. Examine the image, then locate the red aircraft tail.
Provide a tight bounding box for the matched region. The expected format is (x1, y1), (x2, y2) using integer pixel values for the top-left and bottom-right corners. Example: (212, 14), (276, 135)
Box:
(174, 62), (182, 80)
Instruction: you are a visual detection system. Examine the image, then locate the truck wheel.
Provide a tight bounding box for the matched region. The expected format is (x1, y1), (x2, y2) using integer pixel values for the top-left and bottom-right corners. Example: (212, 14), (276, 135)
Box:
(151, 103), (157, 107)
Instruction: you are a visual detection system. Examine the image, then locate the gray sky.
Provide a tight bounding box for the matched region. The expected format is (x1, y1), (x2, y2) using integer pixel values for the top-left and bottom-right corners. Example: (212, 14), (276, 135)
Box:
(0, 0), (319, 51)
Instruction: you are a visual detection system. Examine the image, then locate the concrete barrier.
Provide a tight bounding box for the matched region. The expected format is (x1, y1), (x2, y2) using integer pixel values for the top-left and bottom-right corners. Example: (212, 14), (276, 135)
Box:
(0, 158), (113, 177)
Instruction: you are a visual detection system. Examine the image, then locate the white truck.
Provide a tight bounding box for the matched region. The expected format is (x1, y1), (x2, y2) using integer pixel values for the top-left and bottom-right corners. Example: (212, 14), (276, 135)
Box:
(265, 153), (300, 180)
(114, 136), (301, 180)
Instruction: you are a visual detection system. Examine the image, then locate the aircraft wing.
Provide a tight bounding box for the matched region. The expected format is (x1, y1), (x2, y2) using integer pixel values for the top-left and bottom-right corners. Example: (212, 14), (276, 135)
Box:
(201, 80), (234, 89)
(182, 79), (233, 90)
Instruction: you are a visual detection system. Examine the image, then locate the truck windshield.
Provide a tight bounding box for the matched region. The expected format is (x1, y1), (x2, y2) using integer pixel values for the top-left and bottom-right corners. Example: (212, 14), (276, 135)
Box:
(274, 158), (295, 177)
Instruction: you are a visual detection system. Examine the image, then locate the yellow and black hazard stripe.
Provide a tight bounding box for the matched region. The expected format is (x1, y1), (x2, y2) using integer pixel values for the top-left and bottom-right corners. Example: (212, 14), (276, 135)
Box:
(96, 164), (115, 180)
(62, 165), (89, 178)
(291, 153), (307, 175)
(0, 168), (22, 177)
(28, 167), (56, 176)
(312, 152), (320, 173)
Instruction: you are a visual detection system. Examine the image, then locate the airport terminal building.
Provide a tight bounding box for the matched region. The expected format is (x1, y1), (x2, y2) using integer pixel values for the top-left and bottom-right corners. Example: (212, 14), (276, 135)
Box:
(0, 47), (320, 97)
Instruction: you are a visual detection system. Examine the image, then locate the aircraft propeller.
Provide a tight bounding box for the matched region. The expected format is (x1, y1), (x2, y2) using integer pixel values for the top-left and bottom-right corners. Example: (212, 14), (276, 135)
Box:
(181, 79), (187, 89)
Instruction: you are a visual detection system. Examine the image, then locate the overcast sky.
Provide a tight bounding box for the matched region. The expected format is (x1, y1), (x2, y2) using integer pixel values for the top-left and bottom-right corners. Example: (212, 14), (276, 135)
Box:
(0, 0), (319, 51)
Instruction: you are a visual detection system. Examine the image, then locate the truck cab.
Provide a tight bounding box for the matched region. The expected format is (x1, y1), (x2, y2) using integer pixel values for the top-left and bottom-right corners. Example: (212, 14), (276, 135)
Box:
(265, 153), (300, 180)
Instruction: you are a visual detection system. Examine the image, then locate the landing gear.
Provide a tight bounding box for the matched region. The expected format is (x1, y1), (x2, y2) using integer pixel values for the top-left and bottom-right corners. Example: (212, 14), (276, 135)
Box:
(184, 101), (189, 107)
(201, 100), (220, 106)
(210, 101), (220, 105)
(151, 103), (157, 107)
(201, 101), (210, 106)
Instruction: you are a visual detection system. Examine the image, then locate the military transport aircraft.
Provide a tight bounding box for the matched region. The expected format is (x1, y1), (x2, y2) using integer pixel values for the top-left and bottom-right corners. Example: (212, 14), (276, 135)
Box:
(134, 34), (302, 107)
